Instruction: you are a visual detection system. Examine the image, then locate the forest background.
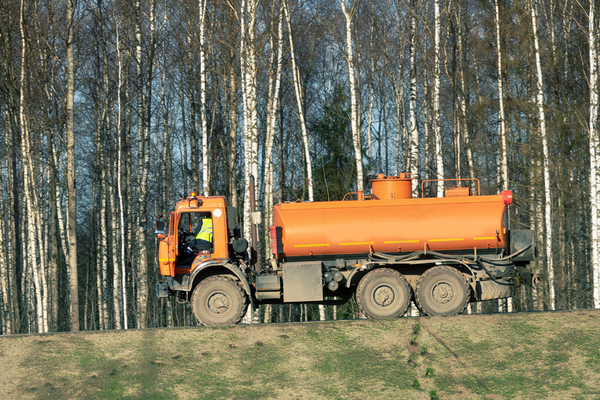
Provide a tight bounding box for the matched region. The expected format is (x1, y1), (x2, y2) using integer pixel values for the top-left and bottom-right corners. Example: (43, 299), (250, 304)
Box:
(1, 0), (599, 334)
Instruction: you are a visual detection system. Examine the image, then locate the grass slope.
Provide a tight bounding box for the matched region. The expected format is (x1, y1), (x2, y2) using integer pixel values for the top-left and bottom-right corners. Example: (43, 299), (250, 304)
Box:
(1, 310), (599, 399)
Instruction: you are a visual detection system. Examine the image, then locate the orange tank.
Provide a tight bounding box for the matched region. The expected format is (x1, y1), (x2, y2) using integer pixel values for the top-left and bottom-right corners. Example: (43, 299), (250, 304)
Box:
(271, 175), (511, 259)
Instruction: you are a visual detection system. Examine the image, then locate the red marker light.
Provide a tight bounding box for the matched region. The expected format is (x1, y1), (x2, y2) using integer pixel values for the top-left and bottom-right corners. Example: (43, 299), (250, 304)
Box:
(502, 190), (513, 205)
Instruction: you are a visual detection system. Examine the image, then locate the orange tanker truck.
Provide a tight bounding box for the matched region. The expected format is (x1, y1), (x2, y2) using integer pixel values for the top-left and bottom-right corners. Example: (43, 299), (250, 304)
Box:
(155, 174), (535, 325)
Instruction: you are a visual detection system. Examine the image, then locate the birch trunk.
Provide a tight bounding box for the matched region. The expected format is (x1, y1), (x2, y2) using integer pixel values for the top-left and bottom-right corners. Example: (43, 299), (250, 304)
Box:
(228, 65), (238, 208)
(590, 0), (600, 309)
(284, 0), (313, 201)
(409, 0), (419, 192)
(0, 163), (9, 333)
(241, 0), (259, 244)
(264, 1), (284, 261)
(531, 0), (555, 310)
(456, 9), (474, 181)
(109, 170), (122, 330)
(433, 0), (444, 196)
(199, 0), (209, 196)
(134, 0), (156, 329)
(340, 0), (363, 192)
(116, 20), (128, 329)
(494, 0), (511, 312)
(241, 0), (260, 324)
(19, 32), (44, 334)
(65, 0), (79, 332)
(100, 168), (109, 328)
(494, 0), (509, 190)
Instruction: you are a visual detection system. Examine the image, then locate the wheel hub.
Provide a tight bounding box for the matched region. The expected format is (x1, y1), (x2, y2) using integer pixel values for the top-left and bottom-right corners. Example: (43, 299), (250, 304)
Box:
(207, 292), (230, 314)
(432, 282), (454, 304)
(372, 285), (395, 308)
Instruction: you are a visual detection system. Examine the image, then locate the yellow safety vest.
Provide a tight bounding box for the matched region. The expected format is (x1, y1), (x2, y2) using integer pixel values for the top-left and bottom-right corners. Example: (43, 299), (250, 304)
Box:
(196, 218), (213, 242)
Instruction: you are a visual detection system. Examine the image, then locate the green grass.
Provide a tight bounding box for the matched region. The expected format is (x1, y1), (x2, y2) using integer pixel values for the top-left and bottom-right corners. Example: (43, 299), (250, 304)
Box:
(1, 310), (600, 399)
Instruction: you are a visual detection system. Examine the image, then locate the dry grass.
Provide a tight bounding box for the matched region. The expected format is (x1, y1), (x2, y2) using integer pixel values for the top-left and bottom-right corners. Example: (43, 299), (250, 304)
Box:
(1, 310), (600, 399)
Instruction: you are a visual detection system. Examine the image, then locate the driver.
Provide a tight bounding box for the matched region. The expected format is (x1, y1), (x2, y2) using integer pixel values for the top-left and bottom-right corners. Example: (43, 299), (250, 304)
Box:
(180, 215), (213, 266)
(193, 216), (213, 242)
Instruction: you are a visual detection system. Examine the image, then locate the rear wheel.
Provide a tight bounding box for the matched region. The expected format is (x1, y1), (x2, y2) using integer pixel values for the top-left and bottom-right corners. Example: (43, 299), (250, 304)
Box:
(416, 266), (470, 316)
(356, 268), (411, 319)
(191, 276), (248, 326)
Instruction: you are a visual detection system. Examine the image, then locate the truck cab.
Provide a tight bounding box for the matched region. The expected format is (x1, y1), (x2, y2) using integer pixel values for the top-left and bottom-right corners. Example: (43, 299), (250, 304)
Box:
(157, 194), (231, 277)
(156, 192), (253, 325)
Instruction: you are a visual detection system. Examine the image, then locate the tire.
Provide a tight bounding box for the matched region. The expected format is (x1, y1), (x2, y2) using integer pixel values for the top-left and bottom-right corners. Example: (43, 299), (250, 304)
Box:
(416, 266), (470, 317)
(191, 276), (248, 326)
(356, 268), (411, 319)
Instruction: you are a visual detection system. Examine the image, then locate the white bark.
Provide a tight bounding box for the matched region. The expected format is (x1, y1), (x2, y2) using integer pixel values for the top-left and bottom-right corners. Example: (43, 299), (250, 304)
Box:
(100, 169), (109, 328)
(392, 73), (405, 176)
(433, 0), (444, 196)
(409, 2), (419, 192)
(109, 172), (122, 330)
(367, 5), (375, 160)
(20, 0), (46, 333)
(66, 0), (79, 332)
(199, 0), (209, 196)
(531, 0), (555, 310)
(240, 0), (260, 324)
(115, 19), (128, 329)
(0, 161), (9, 334)
(340, 0), (364, 192)
(264, 1), (284, 260)
(284, 0), (313, 201)
(590, 0), (600, 309)
(494, 0), (509, 190)
(241, 0), (260, 244)
(456, 10), (474, 181)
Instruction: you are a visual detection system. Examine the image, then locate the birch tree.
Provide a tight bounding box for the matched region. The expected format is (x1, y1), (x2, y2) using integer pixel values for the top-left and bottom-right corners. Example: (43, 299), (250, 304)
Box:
(284, 0), (314, 202)
(433, 0), (443, 196)
(199, 0), (209, 196)
(115, 14), (128, 329)
(494, 0), (509, 191)
(241, 0), (260, 242)
(340, 0), (364, 192)
(492, 0), (511, 313)
(530, 0), (555, 310)
(408, 0), (419, 192)
(66, 0), (79, 332)
(590, 0), (600, 309)
(264, 0), (284, 260)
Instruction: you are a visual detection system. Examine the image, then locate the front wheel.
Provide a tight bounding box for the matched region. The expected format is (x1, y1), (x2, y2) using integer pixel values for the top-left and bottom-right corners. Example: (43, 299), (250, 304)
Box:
(191, 276), (248, 326)
(356, 268), (411, 319)
(415, 266), (470, 317)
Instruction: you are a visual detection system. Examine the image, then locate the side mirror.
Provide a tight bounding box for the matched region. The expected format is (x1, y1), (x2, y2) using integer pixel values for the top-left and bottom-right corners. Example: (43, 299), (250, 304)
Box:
(156, 216), (165, 238)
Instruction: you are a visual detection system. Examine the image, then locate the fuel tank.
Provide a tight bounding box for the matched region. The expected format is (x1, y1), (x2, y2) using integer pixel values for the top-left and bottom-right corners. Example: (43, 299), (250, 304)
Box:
(271, 175), (511, 259)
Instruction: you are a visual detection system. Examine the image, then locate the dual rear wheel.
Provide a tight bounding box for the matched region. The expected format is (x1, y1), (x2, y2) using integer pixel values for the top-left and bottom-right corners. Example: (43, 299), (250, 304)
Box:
(356, 266), (470, 319)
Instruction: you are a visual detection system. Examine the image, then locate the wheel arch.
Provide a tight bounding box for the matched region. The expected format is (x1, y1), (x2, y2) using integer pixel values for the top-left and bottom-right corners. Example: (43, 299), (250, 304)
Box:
(189, 261), (255, 310)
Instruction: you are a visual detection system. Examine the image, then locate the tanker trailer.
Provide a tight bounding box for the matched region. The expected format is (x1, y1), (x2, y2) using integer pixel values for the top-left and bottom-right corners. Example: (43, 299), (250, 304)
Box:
(263, 174), (535, 318)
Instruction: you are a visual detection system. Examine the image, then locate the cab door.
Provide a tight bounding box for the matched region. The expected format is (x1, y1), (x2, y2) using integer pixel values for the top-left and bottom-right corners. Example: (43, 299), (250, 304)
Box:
(158, 212), (176, 277)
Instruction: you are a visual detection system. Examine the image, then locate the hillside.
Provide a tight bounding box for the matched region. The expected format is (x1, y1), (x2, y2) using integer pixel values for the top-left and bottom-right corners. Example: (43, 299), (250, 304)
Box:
(1, 310), (599, 399)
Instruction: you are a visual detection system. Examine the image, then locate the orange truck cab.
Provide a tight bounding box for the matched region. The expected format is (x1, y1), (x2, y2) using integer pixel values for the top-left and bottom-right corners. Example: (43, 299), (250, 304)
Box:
(155, 193), (254, 323)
